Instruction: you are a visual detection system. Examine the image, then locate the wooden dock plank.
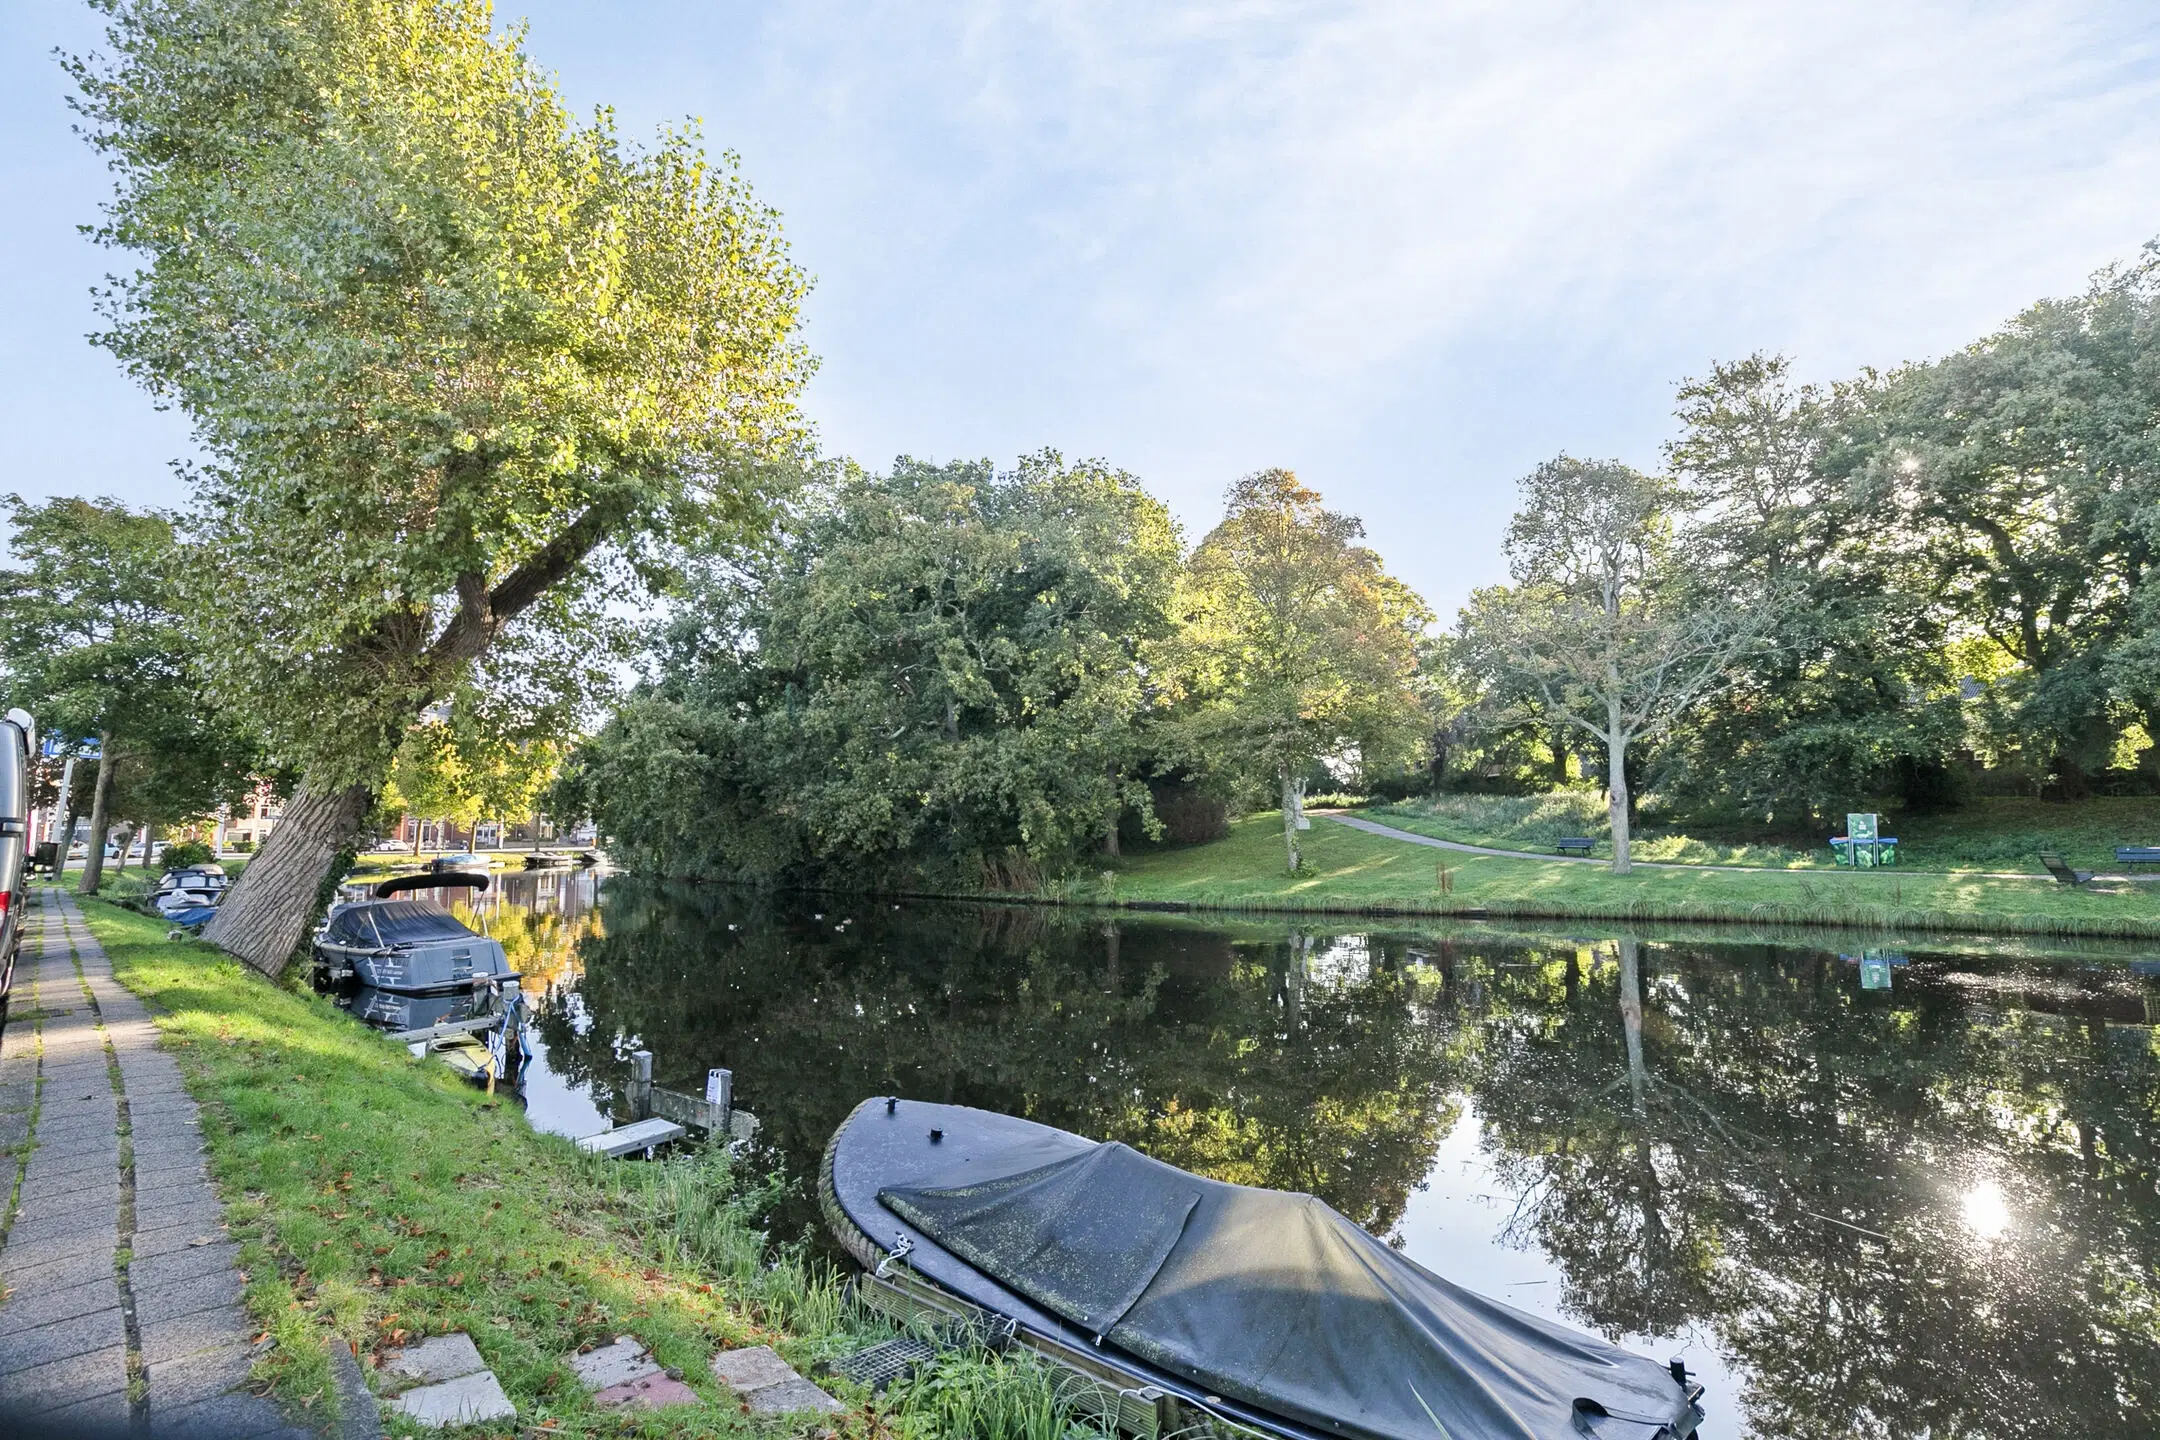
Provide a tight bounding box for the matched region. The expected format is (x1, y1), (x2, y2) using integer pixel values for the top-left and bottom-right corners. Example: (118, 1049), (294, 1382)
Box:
(574, 1118), (686, 1157)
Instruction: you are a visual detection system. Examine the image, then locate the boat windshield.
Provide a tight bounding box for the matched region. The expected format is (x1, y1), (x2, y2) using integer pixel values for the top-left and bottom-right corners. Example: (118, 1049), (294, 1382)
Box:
(368, 901), (481, 945)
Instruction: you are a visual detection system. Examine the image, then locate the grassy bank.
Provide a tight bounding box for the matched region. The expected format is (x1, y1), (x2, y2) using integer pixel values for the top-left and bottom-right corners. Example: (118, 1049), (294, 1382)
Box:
(1363, 792), (2160, 874)
(76, 898), (1107, 1439)
(1062, 814), (2160, 938)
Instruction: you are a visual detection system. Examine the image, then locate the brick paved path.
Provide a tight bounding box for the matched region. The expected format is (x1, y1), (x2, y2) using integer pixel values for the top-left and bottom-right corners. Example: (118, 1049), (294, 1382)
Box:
(0, 889), (316, 1437)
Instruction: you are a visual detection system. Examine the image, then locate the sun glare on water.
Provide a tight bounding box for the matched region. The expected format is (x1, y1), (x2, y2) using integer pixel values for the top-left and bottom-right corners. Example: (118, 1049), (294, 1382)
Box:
(1960, 1179), (2011, 1240)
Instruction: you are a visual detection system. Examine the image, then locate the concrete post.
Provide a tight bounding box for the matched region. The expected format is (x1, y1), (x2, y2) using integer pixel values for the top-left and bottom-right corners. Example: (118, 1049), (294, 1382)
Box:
(631, 1050), (653, 1121)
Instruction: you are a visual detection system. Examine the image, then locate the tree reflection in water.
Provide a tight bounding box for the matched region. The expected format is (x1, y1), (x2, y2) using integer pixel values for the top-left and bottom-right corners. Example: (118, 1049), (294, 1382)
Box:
(522, 880), (2160, 1438)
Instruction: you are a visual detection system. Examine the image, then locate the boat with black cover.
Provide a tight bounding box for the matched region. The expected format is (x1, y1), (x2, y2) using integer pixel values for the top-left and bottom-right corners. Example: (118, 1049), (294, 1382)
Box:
(823, 1097), (1704, 1440)
(313, 872), (515, 995)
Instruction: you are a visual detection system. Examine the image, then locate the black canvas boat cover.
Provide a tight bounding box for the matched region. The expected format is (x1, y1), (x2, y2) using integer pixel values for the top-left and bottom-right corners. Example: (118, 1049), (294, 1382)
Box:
(877, 1128), (1696, 1440)
(362, 901), (480, 945)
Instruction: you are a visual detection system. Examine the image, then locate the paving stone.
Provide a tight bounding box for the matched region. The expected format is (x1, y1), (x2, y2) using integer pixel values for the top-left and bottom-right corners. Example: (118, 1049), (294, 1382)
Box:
(710, 1344), (799, 1393)
(131, 1239), (240, 1291)
(0, 1303), (127, 1376)
(9, 1381), (132, 1433)
(568, 1334), (660, 1390)
(593, 1372), (701, 1410)
(0, 1237), (119, 1293)
(145, 1338), (254, 1407)
(382, 1331), (487, 1385)
(385, 1368), (515, 1427)
(14, 1173), (121, 1216)
(0, 1223), (117, 1272)
(6, 1204), (121, 1249)
(134, 1195), (226, 1234)
(0, 1341), (129, 1413)
(32, 1112), (118, 1144)
(134, 1155), (210, 1187)
(745, 1375), (848, 1415)
(147, 1389), (296, 1440)
(21, 1143), (121, 1180)
(141, 1300), (253, 1365)
(27, 1130), (120, 1162)
(133, 1220), (230, 1260)
(0, 1273), (119, 1336)
(0, 1112), (32, 1147)
(134, 1265), (244, 1325)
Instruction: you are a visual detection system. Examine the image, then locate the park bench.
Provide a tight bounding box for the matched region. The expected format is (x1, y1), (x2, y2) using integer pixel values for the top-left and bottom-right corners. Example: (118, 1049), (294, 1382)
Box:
(2114, 846), (2160, 871)
(2040, 853), (2094, 887)
(1555, 837), (1595, 858)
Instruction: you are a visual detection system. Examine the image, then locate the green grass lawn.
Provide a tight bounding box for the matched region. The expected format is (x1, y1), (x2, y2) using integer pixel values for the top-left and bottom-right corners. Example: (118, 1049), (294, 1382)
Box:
(76, 897), (1104, 1439)
(1362, 791), (2160, 875)
(1076, 813), (2160, 937)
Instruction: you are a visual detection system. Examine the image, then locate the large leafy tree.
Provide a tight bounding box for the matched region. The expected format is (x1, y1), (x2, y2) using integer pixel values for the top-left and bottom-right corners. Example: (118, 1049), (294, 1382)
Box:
(1657, 356), (1962, 826)
(1876, 266), (2160, 793)
(1167, 470), (1429, 873)
(1459, 458), (1773, 871)
(70, 0), (812, 971)
(558, 453), (1182, 883)
(0, 495), (258, 893)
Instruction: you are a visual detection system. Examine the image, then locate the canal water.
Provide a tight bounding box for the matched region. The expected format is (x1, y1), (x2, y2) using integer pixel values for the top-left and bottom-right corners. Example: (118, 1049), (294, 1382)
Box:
(428, 868), (2160, 1439)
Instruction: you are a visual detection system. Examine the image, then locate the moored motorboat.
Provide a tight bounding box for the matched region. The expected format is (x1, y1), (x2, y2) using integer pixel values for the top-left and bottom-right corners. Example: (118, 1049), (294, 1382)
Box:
(823, 1098), (1704, 1440)
(155, 864), (231, 915)
(312, 873), (515, 994)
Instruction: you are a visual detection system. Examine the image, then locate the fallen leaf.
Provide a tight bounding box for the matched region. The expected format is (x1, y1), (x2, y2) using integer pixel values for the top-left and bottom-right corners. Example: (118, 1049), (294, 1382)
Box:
(188, 1236), (215, 1247)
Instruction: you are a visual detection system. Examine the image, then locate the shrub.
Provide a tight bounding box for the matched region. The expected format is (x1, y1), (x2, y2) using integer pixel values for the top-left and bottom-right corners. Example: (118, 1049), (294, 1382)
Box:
(161, 840), (215, 871)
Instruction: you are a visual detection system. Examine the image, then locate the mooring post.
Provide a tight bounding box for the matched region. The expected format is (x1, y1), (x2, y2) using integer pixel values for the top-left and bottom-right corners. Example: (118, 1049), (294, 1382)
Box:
(706, 1067), (733, 1131)
(631, 1050), (654, 1121)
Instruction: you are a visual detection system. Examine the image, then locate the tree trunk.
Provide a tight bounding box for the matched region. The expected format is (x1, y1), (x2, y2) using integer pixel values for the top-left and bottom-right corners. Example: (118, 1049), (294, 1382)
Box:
(78, 745), (116, 895)
(56, 785), (82, 878)
(1607, 706), (1632, 874)
(1617, 937), (1647, 1112)
(412, 816), (423, 856)
(1104, 812), (1120, 859)
(202, 781), (372, 977)
(1280, 767), (1302, 874)
(1550, 729), (1571, 786)
(142, 822), (157, 872)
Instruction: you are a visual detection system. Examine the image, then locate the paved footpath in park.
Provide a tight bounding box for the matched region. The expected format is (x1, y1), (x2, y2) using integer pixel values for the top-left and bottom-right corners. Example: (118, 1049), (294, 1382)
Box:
(0, 888), (318, 1438)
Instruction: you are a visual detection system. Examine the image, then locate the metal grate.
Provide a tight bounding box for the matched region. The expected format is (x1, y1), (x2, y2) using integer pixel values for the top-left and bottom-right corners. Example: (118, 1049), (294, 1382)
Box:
(828, 1336), (937, 1392)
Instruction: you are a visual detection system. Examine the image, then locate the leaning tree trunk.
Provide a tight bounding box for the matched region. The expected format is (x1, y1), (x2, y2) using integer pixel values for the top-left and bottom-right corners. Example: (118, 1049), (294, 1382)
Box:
(202, 782), (372, 977)
(78, 744), (117, 895)
(1606, 700), (1632, 874)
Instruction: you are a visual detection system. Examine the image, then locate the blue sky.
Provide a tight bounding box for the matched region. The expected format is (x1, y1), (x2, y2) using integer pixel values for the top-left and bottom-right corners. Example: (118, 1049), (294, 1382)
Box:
(7, 1), (2160, 615)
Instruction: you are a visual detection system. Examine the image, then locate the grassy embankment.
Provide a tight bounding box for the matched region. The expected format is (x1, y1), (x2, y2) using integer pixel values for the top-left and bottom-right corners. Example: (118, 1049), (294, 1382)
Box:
(74, 898), (1105, 1440)
(1065, 812), (2160, 938)
(1360, 791), (2160, 874)
(1366, 791), (2160, 873)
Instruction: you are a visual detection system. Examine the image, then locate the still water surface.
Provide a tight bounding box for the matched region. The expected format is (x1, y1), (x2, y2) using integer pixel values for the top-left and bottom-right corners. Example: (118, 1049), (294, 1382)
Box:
(425, 868), (2160, 1439)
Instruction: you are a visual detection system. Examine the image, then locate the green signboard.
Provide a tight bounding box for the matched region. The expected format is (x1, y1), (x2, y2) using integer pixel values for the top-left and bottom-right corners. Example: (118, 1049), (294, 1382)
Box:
(1847, 812), (1878, 842)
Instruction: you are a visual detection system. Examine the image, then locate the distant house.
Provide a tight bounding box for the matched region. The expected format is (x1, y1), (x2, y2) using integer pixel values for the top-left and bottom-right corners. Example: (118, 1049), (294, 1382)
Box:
(387, 813), (567, 852)
(221, 781), (284, 850)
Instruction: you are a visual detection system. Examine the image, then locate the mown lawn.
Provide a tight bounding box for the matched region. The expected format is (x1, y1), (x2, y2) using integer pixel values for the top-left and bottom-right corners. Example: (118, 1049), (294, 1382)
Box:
(1362, 792), (2160, 875)
(1085, 814), (2160, 937)
(77, 897), (1101, 1439)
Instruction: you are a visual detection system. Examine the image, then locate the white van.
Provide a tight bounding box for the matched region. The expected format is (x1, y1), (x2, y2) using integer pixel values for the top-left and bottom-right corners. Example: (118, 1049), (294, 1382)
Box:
(0, 710), (35, 1029)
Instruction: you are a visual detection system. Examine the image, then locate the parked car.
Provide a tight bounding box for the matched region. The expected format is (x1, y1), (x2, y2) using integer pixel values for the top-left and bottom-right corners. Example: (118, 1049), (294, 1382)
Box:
(0, 709), (34, 1029)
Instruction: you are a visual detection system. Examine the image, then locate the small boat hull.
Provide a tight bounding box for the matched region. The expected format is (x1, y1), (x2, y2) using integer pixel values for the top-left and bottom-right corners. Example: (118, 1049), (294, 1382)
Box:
(823, 1099), (1703, 1440)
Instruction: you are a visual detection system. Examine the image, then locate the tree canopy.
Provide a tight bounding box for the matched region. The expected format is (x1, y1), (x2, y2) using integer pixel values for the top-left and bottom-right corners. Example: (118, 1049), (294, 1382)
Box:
(69, 0), (813, 969)
(557, 453), (1183, 883)
(1165, 470), (1429, 872)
